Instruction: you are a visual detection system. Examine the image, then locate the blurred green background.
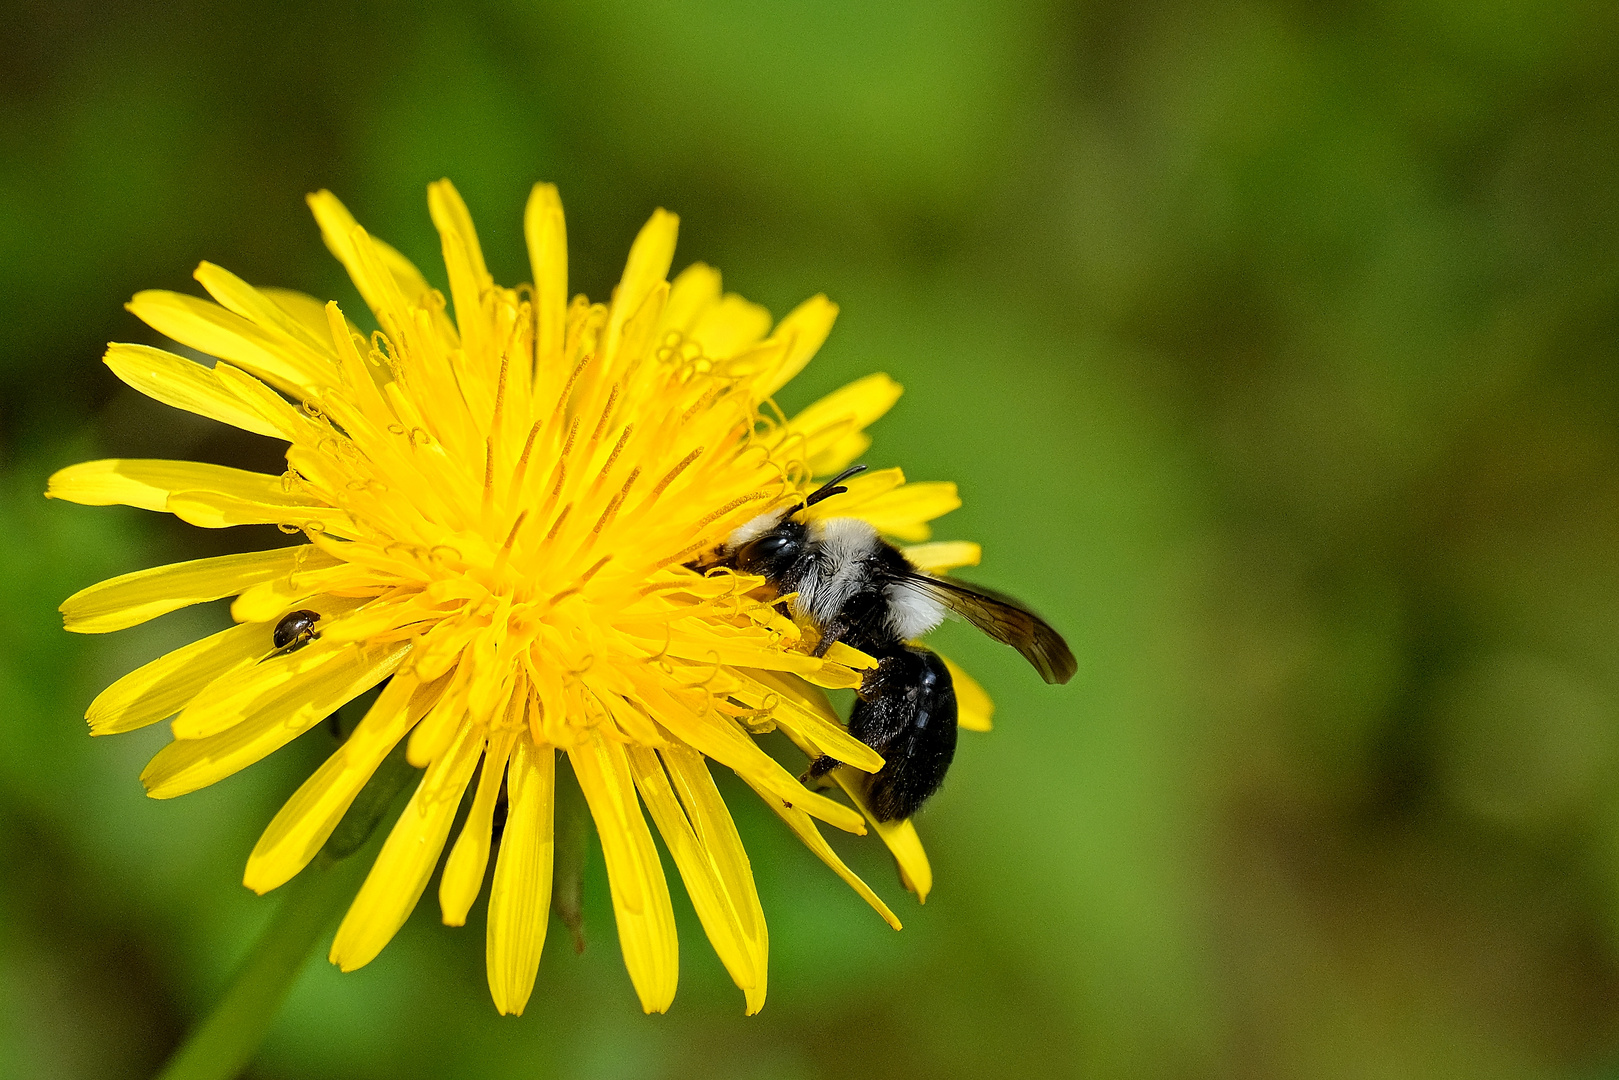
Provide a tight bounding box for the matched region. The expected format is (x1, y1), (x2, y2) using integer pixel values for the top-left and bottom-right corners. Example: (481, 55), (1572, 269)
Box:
(5, 1), (1619, 1077)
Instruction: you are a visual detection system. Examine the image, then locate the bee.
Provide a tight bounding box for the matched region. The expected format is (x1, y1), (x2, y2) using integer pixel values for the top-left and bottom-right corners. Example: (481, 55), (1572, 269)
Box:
(272, 608), (321, 653)
(711, 465), (1075, 821)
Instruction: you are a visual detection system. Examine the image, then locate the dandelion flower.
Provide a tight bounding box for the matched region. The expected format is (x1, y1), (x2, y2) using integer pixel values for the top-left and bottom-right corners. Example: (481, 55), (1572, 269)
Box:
(49, 181), (995, 1015)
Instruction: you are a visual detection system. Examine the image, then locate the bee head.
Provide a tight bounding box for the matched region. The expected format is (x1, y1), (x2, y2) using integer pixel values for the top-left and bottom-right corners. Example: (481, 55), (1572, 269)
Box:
(718, 464), (867, 585)
(734, 518), (808, 580)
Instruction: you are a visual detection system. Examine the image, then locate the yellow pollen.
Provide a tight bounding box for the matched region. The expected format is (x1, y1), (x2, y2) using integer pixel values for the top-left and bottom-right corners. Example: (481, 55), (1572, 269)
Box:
(593, 468), (641, 534)
(651, 447), (704, 498)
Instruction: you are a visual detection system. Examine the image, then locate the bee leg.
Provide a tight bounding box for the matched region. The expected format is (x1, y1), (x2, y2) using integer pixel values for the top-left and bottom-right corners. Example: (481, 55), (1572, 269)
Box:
(799, 755), (841, 789)
(809, 619), (849, 658)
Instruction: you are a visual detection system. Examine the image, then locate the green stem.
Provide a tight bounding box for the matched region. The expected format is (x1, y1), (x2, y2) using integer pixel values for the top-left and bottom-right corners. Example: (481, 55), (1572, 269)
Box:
(155, 732), (419, 1080)
(551, 756), (591, 954)
(154, 852), (367, 1080)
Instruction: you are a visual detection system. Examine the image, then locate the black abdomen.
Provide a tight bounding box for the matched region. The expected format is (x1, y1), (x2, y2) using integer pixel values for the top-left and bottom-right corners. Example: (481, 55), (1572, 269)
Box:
(850, 645), (958, 821)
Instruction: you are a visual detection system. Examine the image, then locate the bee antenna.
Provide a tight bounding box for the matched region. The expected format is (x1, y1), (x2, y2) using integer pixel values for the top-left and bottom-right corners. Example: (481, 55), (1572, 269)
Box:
(797, 464), (868, 513)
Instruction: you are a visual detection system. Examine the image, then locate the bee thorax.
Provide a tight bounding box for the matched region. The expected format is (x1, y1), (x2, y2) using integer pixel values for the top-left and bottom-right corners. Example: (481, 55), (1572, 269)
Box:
(791, 518), (880, 625)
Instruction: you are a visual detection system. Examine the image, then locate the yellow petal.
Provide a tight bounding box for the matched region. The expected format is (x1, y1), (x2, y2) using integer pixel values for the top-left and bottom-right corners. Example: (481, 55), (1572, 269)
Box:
(605, 209), (677, 367)
(660, 630), (846, 677)
(879, 817), (932, 901)
(322, 299), (393, 419)
(851, 481), (960, 543)
(941, 654), (994, 732)
(740, 771), (901, 931)
(127, 287), (324, 395)
(832, 766), (934, 903)
(174, 627), (372, 740)
(228, 562), (379, 624)
(757, 294), (838, 399)
(243, 674), (431, 892)
(569, 729), (679, 1014)
(629, 672), (865, 835)
(330, 718), (483, 972)
(261, 287), (344, 349)
(428, 179), (492, 360)
(734, 670), (884, 773)
(792, 661), (869, 692)
(524, 183), (568, 365)
(628, 744), (762, 1012)
(307, 190), (457, 347)
(821, 644), (878, 673)
(405, 663), (473, 766)
(440, 729), (516, 926)
(613, 280), (670, 380)
(782, 373), (903, 460)
(60, 545), (339, 634)
(102, 344), (282, 440)
(86, 620), (270, 735)
(806, 432), (871, 477)
(661, 262), (721, 334)
(766, 719), (932, 902)
(798, 467), (905, 523)
(689, 294), (772, 360)
(141, 639), (410, 799)
(210, 364), (308, 440)
(193, 263), (337, 359)
(46, 459), (315, 516)
(901, 541), (982, 575)
(167, 490), (354, 534)
(660, 744), (768, 1013)
(485, 737), (555, 1016)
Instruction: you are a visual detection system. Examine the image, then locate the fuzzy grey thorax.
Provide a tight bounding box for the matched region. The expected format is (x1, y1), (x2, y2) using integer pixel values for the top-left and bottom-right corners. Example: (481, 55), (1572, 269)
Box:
(788, 517), (879, 626)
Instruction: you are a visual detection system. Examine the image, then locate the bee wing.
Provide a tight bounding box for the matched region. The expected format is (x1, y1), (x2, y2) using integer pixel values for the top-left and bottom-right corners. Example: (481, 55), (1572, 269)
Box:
(896, 573), (1077, 685)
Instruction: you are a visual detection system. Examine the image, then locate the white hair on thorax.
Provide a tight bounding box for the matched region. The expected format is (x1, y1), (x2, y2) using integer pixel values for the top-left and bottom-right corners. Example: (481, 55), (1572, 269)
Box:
(883, 580), (946, 640)
(790, 517), (878, 626)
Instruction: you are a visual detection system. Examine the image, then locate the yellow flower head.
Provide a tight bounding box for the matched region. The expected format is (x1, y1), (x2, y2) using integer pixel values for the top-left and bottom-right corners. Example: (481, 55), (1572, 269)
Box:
(49, 181), (993, 1016)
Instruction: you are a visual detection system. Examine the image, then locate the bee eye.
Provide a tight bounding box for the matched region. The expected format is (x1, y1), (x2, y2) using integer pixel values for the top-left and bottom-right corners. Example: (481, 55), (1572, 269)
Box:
(740, 530), (798, 570)
(753, 534), (792, 557)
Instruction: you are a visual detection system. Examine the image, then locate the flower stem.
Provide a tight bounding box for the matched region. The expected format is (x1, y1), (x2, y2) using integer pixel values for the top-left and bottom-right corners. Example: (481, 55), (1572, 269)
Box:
(154, 851), (367, 1080)
(155, 733), (419, 1080)
(551, 756), (591, 954)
